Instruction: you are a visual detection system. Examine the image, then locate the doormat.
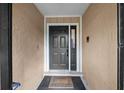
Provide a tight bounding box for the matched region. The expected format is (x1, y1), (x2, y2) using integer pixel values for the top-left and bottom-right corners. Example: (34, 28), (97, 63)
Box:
(49, 76), (73, 89)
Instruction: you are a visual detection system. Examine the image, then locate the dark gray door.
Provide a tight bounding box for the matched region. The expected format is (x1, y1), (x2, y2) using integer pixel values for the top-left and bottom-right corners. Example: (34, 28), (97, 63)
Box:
(49, 26), (69, 70)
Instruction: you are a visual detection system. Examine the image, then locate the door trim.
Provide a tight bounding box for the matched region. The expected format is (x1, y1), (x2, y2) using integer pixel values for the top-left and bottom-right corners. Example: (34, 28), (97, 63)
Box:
(45, 23), (80, 73)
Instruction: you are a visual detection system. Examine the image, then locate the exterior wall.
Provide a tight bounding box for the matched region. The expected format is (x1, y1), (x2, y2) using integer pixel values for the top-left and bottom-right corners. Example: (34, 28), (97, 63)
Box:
(12, 4), (44, 89)
(46, 17), (80, 23)
(82, 4), (117, 89)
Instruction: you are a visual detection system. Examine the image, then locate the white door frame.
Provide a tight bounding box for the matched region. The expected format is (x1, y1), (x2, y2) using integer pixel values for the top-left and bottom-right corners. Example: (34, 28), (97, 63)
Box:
(44, 23), (81, 73)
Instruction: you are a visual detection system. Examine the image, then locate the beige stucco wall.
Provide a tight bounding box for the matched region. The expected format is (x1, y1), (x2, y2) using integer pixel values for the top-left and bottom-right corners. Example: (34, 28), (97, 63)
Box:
(82, 4), (117, 89)
(46, 17), (80, 23)
(12, 4), (44, 89)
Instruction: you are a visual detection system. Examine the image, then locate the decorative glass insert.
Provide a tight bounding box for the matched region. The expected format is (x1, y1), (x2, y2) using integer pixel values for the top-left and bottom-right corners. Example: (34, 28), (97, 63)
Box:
(53, 36), (58, 48)
(71, 29), (76, 48)
(70, 25), (77, 71)
(60, 36), (66, 48)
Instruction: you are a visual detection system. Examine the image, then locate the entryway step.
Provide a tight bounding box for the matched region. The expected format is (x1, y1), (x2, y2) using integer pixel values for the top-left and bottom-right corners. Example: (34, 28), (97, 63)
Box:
(44, 71), (82, 76)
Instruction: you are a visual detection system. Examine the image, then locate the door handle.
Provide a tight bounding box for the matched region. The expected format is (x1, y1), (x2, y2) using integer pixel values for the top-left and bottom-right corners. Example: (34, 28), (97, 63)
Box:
(67, 49), (68, 56)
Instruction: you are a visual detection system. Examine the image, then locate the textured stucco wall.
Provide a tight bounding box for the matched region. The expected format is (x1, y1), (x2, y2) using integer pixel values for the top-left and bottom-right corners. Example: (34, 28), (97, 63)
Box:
(46, 17), (80, 23)
(12, 4), (44, 89)
(82, 4), (117, 89)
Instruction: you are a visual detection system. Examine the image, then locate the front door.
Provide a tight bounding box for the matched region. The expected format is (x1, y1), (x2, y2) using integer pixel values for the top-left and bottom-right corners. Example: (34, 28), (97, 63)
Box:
(49, 26), (69, 70)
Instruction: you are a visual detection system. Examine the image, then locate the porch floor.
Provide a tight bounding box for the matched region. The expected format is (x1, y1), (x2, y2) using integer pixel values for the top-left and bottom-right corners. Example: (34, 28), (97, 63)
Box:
(37, 76), (86, 90)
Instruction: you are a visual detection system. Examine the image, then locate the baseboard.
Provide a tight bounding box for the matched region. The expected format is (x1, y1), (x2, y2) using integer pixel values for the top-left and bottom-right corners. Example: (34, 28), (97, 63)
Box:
(80, 76), (90, 90)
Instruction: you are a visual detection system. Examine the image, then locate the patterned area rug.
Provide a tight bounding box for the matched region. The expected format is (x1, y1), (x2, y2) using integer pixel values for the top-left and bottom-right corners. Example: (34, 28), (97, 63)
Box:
(49, 76), (73, 89)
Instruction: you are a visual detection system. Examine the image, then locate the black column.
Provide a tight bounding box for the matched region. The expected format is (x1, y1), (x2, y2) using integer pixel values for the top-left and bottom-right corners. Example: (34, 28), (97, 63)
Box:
(0, 3), (12, 90)
(117, 3), (124, 90)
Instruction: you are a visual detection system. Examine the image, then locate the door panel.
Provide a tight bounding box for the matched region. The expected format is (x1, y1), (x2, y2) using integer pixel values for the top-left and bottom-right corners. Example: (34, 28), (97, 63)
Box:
(53, 36), (58, 48)
(53, 53), (59, 65)
(49, 26), (69, 70)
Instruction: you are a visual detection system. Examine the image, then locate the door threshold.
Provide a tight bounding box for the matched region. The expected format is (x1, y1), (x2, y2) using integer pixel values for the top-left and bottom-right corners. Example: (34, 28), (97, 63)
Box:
(44, 71), (82, 76)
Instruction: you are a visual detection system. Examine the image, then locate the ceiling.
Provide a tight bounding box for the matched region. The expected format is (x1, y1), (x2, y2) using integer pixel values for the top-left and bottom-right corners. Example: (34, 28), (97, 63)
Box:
(34, 3), (90, 16)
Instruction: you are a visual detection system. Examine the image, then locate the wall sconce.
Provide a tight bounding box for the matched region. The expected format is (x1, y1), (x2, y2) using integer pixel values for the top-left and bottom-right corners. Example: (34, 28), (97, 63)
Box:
(86, 36), (89, 43)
